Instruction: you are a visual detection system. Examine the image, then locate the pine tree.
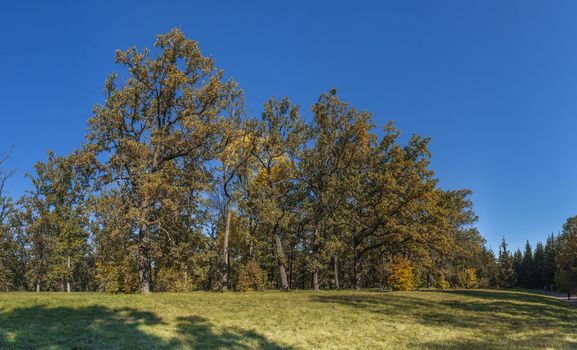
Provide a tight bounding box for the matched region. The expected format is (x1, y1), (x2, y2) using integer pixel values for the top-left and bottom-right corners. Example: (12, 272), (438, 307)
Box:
(542, 234), (557, 289)
(533, 242), (545, 289)
(519, 241), (534, 288)
(555, 216), (577, 299)
(498, 238), (516, 288)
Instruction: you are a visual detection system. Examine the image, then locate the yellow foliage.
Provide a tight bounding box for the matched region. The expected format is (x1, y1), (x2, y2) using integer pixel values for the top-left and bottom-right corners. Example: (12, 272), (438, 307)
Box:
(436, 275), (450, 289)
(252, 154), (293, 188)
(388, 258), (415, 291)
(456, 267), (479, 289)
(464, 268), (478, 289)
(217, 133), (257, 164)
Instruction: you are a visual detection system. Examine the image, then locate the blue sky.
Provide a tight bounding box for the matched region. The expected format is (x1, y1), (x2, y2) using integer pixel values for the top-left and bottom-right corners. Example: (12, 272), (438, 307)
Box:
(1, 1), (576, 251)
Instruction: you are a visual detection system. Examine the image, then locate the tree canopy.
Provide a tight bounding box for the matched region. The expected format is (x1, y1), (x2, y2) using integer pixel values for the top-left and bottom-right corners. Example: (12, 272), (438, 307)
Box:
(0, 29), (571, 295)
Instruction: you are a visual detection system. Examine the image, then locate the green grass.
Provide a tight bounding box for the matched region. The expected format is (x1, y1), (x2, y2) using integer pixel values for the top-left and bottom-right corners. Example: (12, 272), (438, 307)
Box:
(0, 289), (576, 349)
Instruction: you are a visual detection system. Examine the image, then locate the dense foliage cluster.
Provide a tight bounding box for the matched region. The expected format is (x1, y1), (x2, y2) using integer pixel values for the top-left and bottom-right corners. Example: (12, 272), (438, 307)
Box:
(0, 29), (563, 294)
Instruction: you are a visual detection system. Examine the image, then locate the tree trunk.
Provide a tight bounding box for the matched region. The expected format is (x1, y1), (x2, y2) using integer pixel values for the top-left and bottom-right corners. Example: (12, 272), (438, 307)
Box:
(137, 149), (160, 294)
(313, 270), (320, 291)
(221, 203), (232, 292)
(333, 255), (340, 289)
(288, 250), (294, 290)
(36, 281), (40, 292)
(66, 256), (72, 293)
(274, 231), (289, 291)
(353, 240), (362, 290)
(138, 225), (153, 294)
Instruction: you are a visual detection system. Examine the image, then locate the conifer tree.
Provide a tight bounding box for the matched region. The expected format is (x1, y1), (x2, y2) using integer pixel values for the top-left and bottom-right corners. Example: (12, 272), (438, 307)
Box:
(532, 242), (545, 289)
(542, 234), (557, 289)
(498, 238), (516, 288)
(555, 216), (577, 299)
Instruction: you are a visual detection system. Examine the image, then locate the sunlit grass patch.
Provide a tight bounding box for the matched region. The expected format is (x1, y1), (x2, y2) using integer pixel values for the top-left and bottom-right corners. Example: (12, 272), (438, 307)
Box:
(0, 289), (575, 349)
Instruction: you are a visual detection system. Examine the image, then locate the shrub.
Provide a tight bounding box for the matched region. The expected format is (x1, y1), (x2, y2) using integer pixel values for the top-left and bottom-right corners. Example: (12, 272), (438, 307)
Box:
(95, 260), (139, 293)
(436, 275), (450, 289)
(236, 260), (268, 292)
(456, 267), (479, 289)
(155, 267), (197, 292)
(388, 258), (415, 291)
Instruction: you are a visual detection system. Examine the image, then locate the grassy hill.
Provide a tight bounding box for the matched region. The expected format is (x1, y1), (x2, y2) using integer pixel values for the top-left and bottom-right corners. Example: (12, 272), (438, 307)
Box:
(0, 289), (575, 349)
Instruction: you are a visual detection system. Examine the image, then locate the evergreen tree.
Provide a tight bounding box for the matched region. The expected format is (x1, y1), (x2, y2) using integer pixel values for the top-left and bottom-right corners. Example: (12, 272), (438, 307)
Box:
(532, 242), (545, 289)
(498, 238), (516, 288)
(555, 216), (577, 299)
(519, 241), (534, 288)
(542, 233), (557, 289)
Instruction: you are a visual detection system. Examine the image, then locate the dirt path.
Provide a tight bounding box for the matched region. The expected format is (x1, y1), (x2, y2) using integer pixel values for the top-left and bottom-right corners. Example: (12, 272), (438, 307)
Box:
(532, 290), (577, 306)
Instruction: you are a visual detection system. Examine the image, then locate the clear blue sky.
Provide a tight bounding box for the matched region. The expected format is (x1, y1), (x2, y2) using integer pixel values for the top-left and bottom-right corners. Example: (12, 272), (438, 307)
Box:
(1, 1), (576, 251)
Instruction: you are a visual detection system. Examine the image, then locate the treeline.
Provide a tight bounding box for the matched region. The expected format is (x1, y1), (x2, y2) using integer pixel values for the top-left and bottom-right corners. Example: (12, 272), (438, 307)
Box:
(0, 29), (509, 294)
(496, 216), (577, 297)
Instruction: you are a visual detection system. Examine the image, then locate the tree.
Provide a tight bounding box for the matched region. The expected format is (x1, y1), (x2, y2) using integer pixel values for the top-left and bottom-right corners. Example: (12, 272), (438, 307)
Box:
(555, 216), (577, 299)
(214, 117), (256, 291)
(0, 30), (503, 294)
(532, 242), (545, 289)
(345, 122), (438, 289)
(20, 152), (90, 292)
(300, 89), (372, 290)
(461, 268), (478, 289)
(518, 241), (534, 288)
(388, 257), (414, 291)
(80, 28), (242, 293)
(498, 238), (516, 288)
(0, 153), (27, 291)
(247, 97), (307, 291)
(542, 234), (557, 289)
(475, 247), (499, 288)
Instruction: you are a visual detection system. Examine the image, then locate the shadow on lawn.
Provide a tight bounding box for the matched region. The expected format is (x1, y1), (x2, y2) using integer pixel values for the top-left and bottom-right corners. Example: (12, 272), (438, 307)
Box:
(312, 289), (577, 350)
(0, 305), (293, 350)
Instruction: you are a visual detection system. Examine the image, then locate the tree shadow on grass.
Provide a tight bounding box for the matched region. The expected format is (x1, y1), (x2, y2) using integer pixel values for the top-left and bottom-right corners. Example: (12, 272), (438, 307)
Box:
(312, 290), (577, 349)
(0, 305), (172, 349)
(423, 289), (565, 308)
(176, 316), (296, 350)
(0, 305), (294, 350)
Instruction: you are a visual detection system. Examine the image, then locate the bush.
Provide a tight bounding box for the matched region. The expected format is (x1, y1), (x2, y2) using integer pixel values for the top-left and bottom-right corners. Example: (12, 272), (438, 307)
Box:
(456, 267), (479, 289)
(236, 260), (268, 292)
(478, 277), (491, 289)
(388, 258), (415, 291)
(155, 267), (196, 292)
(436, 275), (450, 289)
(95, 260), (139, 293)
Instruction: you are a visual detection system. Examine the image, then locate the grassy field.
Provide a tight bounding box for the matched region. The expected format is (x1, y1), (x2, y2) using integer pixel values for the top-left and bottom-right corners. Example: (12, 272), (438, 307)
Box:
(0, 289), (576, 349)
